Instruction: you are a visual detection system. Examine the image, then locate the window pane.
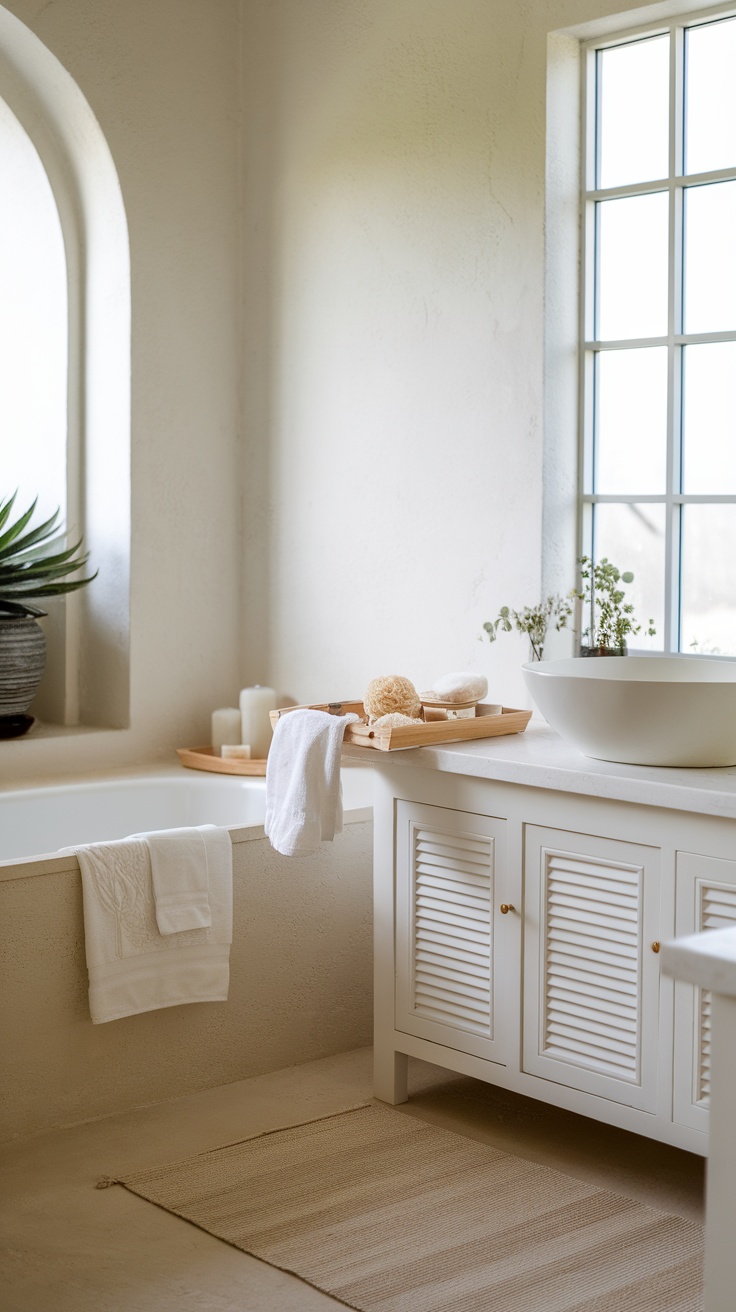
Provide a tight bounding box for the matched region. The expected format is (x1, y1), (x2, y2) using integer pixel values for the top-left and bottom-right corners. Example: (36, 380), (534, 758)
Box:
(597, 193), (668, 340)
(0, 98), (67, 523)
(682, 343), (736, 494)
(685, 18), (736, 176)
(594, 503), (665, 649)
(595, 347), (667, 494)
(598, 37), (669, 189)
(684, 182), (736, 334)
(681, 506), (736, 655)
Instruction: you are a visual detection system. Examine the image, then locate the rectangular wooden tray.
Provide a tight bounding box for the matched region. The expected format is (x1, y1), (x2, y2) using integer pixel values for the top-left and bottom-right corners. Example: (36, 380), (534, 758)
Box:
(177, 747), (267, 776)
(270, 702), (532, 752)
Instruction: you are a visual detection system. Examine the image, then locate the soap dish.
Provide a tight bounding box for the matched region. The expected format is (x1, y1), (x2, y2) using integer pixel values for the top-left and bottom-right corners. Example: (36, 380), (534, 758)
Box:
(419, 694), (497, 721)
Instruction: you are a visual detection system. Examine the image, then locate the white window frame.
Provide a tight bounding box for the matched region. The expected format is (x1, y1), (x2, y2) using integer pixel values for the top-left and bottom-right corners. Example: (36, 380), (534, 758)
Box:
(0, 6), (131, 728)
(579, 4), (736, 655)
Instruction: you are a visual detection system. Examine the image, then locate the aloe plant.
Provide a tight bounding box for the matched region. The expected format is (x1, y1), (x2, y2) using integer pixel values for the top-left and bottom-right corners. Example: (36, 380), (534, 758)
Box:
(0, 493), (97, 619)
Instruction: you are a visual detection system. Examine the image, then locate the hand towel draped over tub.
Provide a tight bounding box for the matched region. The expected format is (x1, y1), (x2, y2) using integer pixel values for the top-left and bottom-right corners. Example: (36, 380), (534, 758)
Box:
(70, 825), (233, 1024)
(265, 708), (359, 857)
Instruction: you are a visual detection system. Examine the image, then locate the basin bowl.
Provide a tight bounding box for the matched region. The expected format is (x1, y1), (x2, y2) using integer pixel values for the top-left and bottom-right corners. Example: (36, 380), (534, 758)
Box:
(522, 656), (736, 767)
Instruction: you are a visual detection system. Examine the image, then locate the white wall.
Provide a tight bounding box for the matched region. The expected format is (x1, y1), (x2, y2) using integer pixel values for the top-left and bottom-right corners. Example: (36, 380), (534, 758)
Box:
(0, 0), (242, 785)
(0, 0), (680, 789)
(239, 0), (676, 709)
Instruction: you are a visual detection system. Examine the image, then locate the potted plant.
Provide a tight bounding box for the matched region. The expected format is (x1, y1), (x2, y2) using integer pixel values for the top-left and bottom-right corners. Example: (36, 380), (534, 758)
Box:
(575, 556), (655, 656)
(482, 595), (574, 662)
(0, 494), (97, 737)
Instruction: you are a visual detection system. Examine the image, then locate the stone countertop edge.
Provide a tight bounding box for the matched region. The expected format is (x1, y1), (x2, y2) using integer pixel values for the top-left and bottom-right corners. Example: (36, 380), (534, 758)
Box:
(661, 926), (736, 996)
(341, 718), (736, 820)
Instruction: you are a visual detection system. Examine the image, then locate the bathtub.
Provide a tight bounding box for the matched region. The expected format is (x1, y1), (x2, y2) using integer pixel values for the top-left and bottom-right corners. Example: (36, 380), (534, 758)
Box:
(0, 764), (374, 863)
(1, 760), (375, 1140)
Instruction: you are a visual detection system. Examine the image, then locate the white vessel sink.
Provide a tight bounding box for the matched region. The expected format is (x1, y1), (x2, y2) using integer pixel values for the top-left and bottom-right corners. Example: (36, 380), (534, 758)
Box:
(522, 656), (736, 767)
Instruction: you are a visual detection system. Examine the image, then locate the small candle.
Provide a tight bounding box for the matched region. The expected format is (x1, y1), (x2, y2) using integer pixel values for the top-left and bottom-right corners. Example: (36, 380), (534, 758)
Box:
(240, 685), (278, 760)
(211, 707), (242, 753)
(221, 744), (252, 760)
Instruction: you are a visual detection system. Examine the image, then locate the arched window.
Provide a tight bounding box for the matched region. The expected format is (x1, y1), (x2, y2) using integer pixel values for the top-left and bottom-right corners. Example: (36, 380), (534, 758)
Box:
(0, 5), (131, 727)
(0, 94), (67, 524)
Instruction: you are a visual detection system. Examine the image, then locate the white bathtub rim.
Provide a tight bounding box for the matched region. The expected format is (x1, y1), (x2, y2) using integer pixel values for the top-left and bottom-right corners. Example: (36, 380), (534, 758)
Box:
(0, 806), (373, 879)
(0, 760), (373, 873)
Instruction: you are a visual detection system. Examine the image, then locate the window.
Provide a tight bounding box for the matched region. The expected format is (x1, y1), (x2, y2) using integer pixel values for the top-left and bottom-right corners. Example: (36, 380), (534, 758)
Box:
(0, 95), (67, 525)
(0, 6), (131, 729)
(581, 11), (736, 655)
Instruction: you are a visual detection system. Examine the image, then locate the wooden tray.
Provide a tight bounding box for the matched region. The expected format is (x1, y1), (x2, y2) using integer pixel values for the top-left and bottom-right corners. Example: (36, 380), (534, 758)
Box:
(177, 747), (268, 776)
(269, 702), (532, 752)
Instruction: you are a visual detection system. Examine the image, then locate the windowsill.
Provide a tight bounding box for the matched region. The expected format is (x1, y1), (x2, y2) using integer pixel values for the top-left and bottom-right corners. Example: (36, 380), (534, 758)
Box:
(5, 721), (124, 743)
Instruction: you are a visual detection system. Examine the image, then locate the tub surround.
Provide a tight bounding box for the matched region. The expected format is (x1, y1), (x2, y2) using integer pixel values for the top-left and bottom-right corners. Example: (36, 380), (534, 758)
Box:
(0, 780), (373, 1141)
(361, 718), (736, 1156)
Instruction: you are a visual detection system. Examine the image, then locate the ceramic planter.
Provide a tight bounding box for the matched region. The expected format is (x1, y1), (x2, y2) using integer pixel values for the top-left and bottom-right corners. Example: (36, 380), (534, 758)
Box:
(579, 645), (626, 658)
(0, 615), (46, 737)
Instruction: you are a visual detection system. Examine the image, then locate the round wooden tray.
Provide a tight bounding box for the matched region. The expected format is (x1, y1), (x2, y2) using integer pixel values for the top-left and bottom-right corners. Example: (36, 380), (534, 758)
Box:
(177, 747), (267, 776)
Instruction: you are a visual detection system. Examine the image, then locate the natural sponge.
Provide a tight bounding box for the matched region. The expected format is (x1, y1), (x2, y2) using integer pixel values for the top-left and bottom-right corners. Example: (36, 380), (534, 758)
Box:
(364, 675), (422, 723)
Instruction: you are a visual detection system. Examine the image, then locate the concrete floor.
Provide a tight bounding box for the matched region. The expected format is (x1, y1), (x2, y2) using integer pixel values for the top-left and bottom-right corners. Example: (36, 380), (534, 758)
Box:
(0, 1047), (705, 1311)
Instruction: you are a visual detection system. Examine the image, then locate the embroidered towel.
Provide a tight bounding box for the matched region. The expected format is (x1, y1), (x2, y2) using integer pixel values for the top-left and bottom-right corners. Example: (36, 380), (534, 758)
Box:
(70, 826), (233, 1024)
(265, 708), (359, 857)
(143, 827), (212, 934)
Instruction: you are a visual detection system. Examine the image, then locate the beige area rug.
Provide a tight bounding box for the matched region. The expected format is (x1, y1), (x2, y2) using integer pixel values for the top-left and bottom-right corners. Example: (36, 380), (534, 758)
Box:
(115, 1103), (703, 1312)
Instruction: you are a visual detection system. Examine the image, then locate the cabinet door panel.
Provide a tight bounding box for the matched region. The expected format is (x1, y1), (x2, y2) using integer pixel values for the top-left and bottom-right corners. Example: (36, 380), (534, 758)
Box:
(523, 826), (660, 1111)
(674, 852), (736, 1131)
(395, 801), (509, 1064)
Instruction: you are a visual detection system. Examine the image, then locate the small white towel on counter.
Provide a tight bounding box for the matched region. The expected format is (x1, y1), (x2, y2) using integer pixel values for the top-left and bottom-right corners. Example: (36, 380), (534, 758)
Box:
(69, 825), (232, 1024)
(265, 708), (359, 857)
(143, 827), (212, 934)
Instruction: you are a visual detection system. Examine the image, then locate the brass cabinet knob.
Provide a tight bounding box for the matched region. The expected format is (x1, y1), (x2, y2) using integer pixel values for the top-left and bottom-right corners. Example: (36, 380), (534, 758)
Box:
(652, 941), (661, 953)
(500, 903), (515, 915)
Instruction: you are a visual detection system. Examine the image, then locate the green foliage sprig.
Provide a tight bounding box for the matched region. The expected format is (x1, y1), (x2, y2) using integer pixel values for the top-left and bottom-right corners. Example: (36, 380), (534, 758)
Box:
(575, 556), (655, 653)
(482, 595), (574, 663)
(0, 493), (97, 619)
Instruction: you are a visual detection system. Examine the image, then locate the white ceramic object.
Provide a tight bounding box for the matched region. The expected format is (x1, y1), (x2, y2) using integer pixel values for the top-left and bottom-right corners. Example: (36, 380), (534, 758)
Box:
(522, 656), (736, 767)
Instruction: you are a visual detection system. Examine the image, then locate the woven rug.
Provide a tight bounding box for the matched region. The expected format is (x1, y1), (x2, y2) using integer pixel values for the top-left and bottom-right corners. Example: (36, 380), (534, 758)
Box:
(115, 1103), (703, 1311)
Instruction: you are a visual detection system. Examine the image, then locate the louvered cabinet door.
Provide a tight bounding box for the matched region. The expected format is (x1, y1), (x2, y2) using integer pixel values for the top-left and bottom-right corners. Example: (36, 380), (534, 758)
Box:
(395, 802), (510, 1064)
(673, 852), (736, 1132)
(523, 826), (661, 1111)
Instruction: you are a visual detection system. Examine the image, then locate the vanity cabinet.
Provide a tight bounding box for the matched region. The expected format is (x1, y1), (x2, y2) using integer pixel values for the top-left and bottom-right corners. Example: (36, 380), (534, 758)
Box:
(369, 747), (736, 1156)
(673, 852), (736, 1132)
(395, 802), (511, 1066)
(522, 825), (661, 1113)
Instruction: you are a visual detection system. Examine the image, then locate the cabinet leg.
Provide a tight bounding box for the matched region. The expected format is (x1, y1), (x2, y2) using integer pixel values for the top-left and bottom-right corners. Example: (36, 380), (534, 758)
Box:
(374, 1046), (409, 1104)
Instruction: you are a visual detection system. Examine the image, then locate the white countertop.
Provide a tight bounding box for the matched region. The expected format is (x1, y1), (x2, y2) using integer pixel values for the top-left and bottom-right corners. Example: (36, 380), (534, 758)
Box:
(342, 717), (736, 820)
(662, 926), (736, 996)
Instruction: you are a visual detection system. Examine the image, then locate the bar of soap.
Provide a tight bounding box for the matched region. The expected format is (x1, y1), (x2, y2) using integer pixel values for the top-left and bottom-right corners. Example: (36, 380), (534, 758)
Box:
(221, 744), (252, 759)
(426, 672), (488, 703)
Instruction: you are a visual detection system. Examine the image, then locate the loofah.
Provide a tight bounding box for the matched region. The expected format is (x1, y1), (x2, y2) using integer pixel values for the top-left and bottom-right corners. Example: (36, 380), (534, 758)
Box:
(364, 675), (422, 723)
(373, 711), (423, 728)
(424, 672), (488, 704)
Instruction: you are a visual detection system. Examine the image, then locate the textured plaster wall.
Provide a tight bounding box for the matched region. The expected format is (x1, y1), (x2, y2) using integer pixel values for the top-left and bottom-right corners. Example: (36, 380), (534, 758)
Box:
(239, 0), (678, 708)
(0, 819), (373, 1140)
(0, 0), (684, 784)
(0, 0), (242, 785)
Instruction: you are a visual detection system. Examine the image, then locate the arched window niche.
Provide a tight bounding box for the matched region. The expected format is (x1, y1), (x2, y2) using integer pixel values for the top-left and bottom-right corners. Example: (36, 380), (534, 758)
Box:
(0, 5), (130, 729)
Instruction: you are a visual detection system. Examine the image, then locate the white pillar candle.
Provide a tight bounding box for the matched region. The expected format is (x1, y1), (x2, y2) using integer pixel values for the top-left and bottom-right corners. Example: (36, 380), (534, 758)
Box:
(211, 707), (242, 753)
(240, 685), (278, 760)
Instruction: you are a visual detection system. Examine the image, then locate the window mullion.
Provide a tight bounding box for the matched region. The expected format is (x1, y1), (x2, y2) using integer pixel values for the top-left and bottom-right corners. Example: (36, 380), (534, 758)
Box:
(664, 23), (683, 654)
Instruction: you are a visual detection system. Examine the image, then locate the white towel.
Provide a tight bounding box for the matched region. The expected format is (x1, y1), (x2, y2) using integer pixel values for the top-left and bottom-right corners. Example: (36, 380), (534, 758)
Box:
(68, 825), (233, 1024)
(142, 827), (212, 934)
(265, 708), (358, 857)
